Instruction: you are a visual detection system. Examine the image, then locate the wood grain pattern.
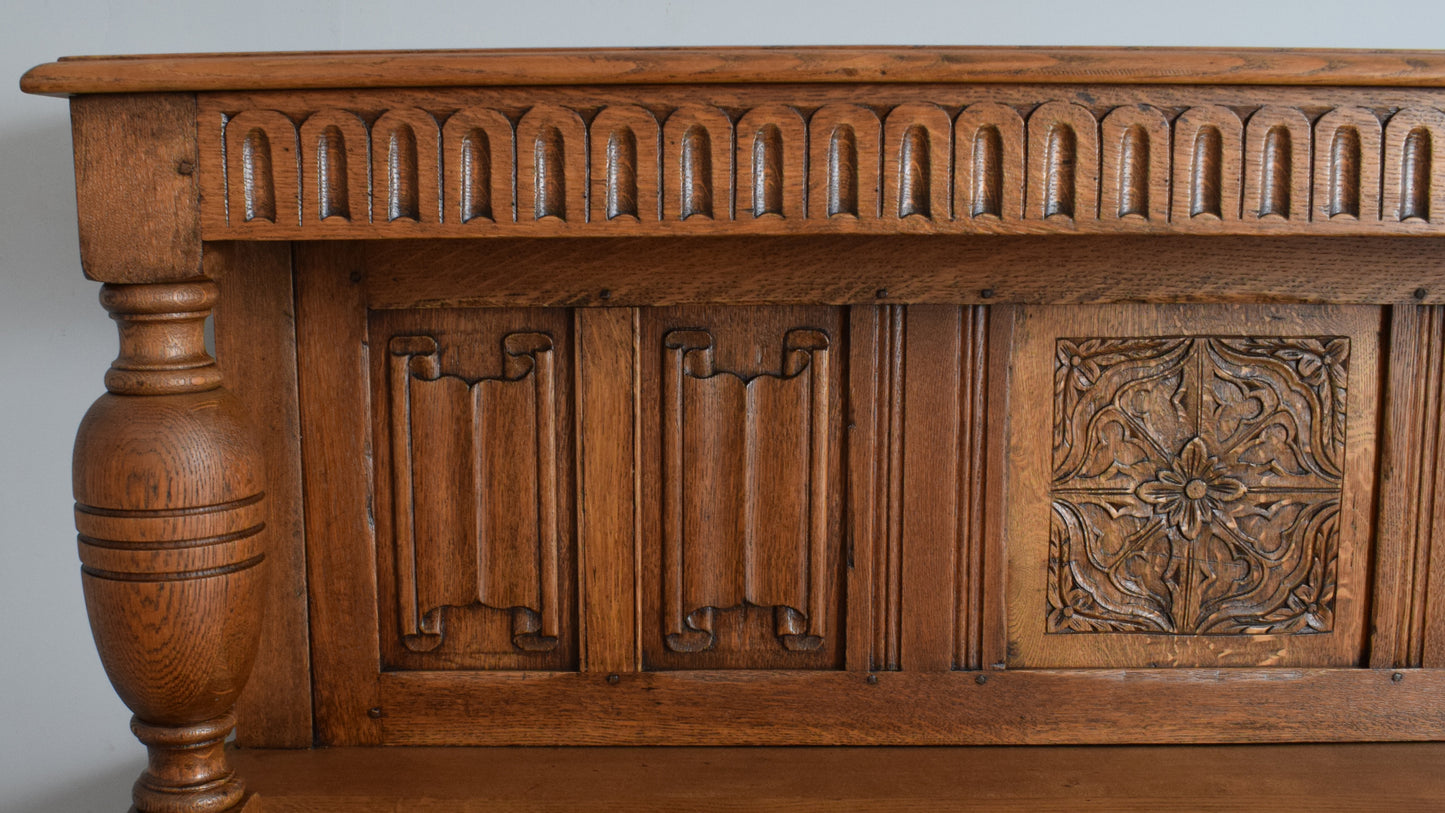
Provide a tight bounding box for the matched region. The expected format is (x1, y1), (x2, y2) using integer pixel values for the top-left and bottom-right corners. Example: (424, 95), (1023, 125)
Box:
(576, 309), (640, 673)
(69, 94), (201, 283)
(360, 236), (1445, 308)
(209, 243), (312, 748)
(196, 90), (1445, 239)
(369, 308), (577, 671)
(27, 47), (1445, 96)
(74, 280), (264, 811)
(294, 244), (383, 746)
(1006, 305), (1379, 668)
(640, 307), (846, 669)
(372, 668), (1445, 745)
(232, 742), (1445, 812)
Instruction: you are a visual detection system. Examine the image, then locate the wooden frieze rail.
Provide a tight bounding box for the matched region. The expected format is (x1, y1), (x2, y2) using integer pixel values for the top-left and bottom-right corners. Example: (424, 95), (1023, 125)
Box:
(18, 46), (1445, 811)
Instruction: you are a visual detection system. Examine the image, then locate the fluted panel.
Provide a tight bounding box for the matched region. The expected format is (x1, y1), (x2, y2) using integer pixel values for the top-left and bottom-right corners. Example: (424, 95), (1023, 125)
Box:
(206, 96), (1445, 236)
(1244, 107), (1311, 222)
(737, 106), (805, 219)
(300, 110), (369, 223)
(224, 110), (298, 226)
(1100, 106), (1169, 222)
(1313, 107), (1382, 222)
(518, 106), (586, 223)
(665, 105), (731, 221)
(1384, 108), (1445, 224)
(1172, 106), (1243, 223)
(810, 104), (881, 219)
(1027, 102), (1098, 221)
(371, 108), (440, 224)
(590, 105), (659, 223)
(443, 108), (514, 224)
(955, 102), (1025, 221)
(884, 103), (951, 220)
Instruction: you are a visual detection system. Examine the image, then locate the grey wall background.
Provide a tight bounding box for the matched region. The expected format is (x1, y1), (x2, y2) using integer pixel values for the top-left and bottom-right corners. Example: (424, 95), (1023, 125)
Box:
(2, 2), (1441, 810)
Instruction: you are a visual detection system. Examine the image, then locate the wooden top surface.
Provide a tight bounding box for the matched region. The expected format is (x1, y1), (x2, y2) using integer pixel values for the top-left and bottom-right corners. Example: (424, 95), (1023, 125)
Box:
(21, 46), (1445, 96)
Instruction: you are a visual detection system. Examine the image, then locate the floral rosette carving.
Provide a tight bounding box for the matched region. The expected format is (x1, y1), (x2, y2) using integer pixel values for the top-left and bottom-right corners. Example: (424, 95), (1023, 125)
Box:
(1048, 336), (1348, 635)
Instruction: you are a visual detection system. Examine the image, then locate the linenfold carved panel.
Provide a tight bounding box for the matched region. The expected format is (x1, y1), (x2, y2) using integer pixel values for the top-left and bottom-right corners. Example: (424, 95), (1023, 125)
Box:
(643, 307), (845, 669)
(371, 309), (575, 671)
(1049, 336), (1347, 635)
(202, 93), (1445, 237)
(662, 328), (830, 653)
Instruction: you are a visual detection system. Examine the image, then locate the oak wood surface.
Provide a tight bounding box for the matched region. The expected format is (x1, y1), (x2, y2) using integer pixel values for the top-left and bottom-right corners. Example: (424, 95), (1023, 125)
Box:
(25, 47), (1445, 96)
(372, 668), (1445, 745)
(360, 236), (1445, 308)
(210, 243), (312, 747)
(294, 244), (383, 746)
(230, 742), (1445, 812)
(193, 84), (1445, 241)
(69, 94), (200, 283)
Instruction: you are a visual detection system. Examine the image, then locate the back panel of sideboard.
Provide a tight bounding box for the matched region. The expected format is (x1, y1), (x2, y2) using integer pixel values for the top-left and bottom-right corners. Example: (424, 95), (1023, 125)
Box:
(236, 237), (1445, 746)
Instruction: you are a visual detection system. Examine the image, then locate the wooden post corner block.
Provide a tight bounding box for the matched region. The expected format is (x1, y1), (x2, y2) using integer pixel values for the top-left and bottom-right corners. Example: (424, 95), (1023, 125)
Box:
(73, 278), (267, 812)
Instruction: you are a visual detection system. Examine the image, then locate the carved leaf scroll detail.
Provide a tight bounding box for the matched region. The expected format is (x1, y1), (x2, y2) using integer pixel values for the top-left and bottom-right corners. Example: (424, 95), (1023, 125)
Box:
(1048, 335), (1349, 636)
(662, 328), (831, 653)
(388, 333), (561, 653)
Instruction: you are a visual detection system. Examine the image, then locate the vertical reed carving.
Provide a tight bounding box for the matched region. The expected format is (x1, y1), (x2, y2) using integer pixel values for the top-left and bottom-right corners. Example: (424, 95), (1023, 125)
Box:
(665, 106), (731, 221)
(388, 333), (561, 653)
(300, 110), (370, 224)
(1243, 108), (1311, 222)
(1191, 127), (1224, 218)
(955, 103), (1025, 221)
(661, 328), (831, 653)
(1384, 108), (1445, 224)
(242, 129), (275, 222)
(1172, 106), (1243, 223)
(1375, 306), (1445, 669)
(533, 126), (566, 220)
(372, 108), (440, 223)
(737, 106), (806, 219)
(73, 280), (266, 811)
(224, 110), (298, 226)
(1027, 102), (1099, 221)
(898, 125), (932, 217)
(1330, 128), (1361, 218)
(884, 103), (952, 220)
(1100, 106), (1169, 222)
(829, 126), (859, 217)
(1313, 107), (1382, 222)
(443, 108), (514, 224)
(517, 106), (586, 223)
(810, 104), (881, 219)
(591, 105), (660, 223)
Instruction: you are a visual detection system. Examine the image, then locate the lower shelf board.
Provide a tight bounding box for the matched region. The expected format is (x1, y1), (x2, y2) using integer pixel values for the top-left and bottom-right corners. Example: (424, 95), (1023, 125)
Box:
(231, 743), (1445, 811)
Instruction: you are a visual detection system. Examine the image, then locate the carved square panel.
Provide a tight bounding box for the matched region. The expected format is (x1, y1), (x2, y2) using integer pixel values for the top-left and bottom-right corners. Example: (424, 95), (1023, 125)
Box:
(640, 306), (847, 669)
(1005, 305), (1379, 668)
(369, 308), (577, 671)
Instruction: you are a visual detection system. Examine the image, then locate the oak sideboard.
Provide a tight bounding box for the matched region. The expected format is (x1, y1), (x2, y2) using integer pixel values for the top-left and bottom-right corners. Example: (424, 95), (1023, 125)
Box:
(20, 47), (1445, 810)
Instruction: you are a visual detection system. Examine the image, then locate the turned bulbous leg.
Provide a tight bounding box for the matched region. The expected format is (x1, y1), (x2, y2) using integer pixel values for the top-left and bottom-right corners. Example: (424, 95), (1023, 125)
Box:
(72, 280), (266, 812)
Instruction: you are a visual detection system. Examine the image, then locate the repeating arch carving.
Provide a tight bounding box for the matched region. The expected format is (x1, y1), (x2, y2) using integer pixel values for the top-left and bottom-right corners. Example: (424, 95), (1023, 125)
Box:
(1172, 106), (1244, 223)
(208, 98), (1445, 235)
(442, 108), (515, 224)
(590, 105), (660, 223)
(1384, 107), (1445, 223)
(955, 102), (1025, 221)
(1027, 102), (1099, 221)
(1100, 106), (1169, 222)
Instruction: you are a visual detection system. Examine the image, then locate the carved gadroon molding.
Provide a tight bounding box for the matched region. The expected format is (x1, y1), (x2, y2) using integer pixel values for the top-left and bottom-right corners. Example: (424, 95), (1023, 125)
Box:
(206, 98), (1445, 237)
(387, 333), (561, 654)
(1048, 335), (1348, 636)
(662, 328), (831, 653)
